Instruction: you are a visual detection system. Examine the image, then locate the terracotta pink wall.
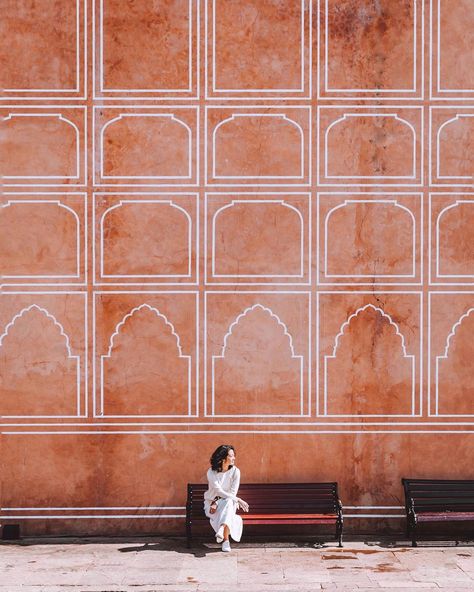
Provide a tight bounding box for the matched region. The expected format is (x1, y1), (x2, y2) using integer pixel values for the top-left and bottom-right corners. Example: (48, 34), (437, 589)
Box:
(1, 0), (474, 535)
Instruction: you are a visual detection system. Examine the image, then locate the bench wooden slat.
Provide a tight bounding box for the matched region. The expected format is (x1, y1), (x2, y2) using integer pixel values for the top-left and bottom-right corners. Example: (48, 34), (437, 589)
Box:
(417, 512), (474, 522)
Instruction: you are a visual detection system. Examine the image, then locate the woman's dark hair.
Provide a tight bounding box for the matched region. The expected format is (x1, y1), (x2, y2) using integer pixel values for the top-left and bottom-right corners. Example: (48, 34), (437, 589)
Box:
(210, 444), (235, 472)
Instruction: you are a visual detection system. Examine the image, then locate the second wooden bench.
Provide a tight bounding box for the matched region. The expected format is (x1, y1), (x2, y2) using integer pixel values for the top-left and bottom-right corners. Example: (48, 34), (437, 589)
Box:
(402, 478), (474, 546)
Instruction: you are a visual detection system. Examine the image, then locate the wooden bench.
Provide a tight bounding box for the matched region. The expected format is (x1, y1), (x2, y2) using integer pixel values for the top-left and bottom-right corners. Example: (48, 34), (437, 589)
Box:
(186, 482), (343, 548)
(402, 478), (474, 546)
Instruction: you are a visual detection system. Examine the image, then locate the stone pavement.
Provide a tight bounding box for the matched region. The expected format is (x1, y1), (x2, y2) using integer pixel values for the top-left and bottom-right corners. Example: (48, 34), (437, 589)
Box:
(1, 537), (474, 592)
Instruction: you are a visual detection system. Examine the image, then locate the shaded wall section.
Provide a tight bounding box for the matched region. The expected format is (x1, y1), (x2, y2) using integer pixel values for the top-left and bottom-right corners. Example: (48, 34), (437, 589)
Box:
(1, 0), (474, 536)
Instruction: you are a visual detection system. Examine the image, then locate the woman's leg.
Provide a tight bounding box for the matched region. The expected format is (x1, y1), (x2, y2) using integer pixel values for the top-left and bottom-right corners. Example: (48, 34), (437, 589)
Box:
(223, 525), (230, 541)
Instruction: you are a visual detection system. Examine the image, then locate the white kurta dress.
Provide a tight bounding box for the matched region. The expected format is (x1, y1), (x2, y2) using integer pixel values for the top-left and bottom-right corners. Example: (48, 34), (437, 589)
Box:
(203, 466), (243, 542)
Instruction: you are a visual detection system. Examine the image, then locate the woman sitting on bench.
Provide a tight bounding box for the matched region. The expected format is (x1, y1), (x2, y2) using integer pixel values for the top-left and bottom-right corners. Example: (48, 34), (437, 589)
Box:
(204, 444), (249, 552)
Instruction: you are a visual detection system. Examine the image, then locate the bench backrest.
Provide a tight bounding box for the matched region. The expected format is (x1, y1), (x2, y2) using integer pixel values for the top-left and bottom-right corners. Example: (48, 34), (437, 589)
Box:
(187, 482), (340, 518)
(402, 478), (474, 513)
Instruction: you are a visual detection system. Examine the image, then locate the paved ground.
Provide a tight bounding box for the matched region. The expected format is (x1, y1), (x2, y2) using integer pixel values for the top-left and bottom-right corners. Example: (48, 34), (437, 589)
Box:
(1, 537), (474, 591)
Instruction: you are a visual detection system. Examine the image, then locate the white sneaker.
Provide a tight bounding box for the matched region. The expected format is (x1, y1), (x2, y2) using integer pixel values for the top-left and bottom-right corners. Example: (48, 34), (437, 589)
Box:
(221, 540), (231, 552)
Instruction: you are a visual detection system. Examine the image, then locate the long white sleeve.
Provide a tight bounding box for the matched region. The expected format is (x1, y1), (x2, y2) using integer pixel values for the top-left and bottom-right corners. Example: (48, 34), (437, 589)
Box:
(205, 467), (240, 502)
(228, 467), (241, 498)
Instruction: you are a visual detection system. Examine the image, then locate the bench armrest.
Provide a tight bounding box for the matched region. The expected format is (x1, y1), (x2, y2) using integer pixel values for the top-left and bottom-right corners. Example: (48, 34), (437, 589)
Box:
(406, 496), (417, 525)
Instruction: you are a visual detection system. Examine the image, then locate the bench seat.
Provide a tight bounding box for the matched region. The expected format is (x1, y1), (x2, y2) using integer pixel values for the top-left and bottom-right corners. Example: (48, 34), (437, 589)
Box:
(186, 482), (343, 547)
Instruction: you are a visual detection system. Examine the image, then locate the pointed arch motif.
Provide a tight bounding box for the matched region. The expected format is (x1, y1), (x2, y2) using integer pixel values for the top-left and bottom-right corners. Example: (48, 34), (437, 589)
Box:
(211, 304), (304, 416)
(435, 308), (474, 416)
(100, 304), (191, 417)
(323, 304), (415, 416)
(0, 305), (81, 417)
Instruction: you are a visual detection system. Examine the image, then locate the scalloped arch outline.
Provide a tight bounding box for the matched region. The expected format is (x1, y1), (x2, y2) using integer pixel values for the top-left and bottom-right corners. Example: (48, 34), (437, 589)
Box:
(0, 304), (74, 356)
(104, 303), (184, 358)
(329, 303), (409, 358)
(219, 303), (298, 358)
(441, 308), (474, 358)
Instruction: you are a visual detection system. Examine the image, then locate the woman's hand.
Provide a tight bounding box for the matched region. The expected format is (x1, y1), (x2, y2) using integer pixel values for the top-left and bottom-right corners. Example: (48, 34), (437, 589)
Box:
(237, 497), (249, 512)
(209, 500), (218, 514)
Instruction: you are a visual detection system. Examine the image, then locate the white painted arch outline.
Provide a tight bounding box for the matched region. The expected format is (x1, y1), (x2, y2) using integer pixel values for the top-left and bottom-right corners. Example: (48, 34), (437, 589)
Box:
(324, 114), (417, 179)
(1, 114), (80, 179)
(100, 114), (193, 179)
(211, 200), (304, 278)
(99, 303), (192, 418)
(436, 200), (474, 279)
(322, 304), (416, 417)
(210, 303), (305, 417)
(434, 308), (474, 416)
(212, 114), (305, 179)
(324, 200), (416, 278)
(100, 200), (192, 278)
(0, 304), (81, 418)
(1, 200), (81, 279)
(436, 115), (474, 180)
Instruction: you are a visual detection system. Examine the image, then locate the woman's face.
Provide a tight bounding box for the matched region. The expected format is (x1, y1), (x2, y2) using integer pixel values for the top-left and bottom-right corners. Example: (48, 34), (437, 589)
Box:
(225, 448), (235, 467)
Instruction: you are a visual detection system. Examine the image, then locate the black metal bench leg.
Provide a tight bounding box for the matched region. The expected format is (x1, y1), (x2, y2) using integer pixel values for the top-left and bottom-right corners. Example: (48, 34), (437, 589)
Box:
(186, 519), (192, 548)
(336, 520), (343, 548)
(411, 525), (417, 548)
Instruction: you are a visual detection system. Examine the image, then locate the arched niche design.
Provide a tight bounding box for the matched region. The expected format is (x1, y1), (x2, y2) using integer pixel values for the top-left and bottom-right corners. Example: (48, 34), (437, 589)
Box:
(0, 305), (80, 417)
(101, 115), (191, 179)
(436, 309), (474, 415)
(0, 201), (79, 278)
(100, 304), (191, 416)
(325, 115), (416, 178)
(212, 201), (303, 277)
(213, 115), (304, 178)
(437, 201), (474, 277)
(323, 304), (415, 416)
(437, 116), (474, 179)
(325, 200), (415, 278)
(101, 201), (191, 278)
(212, 304), (303, 416)
(0, 115), (79, 178)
